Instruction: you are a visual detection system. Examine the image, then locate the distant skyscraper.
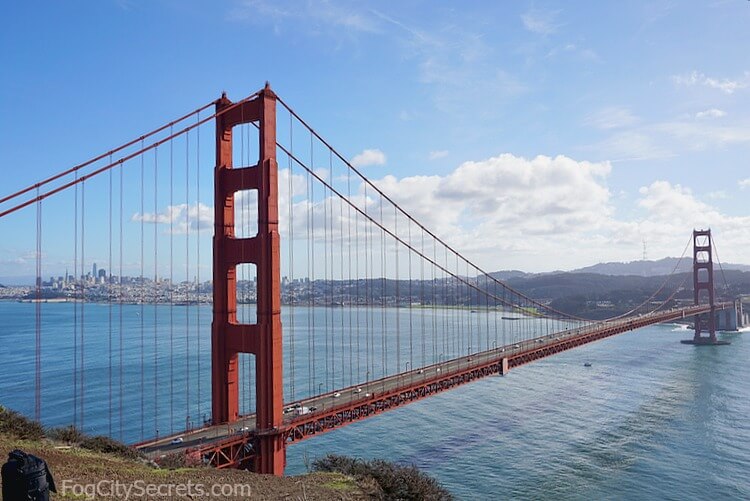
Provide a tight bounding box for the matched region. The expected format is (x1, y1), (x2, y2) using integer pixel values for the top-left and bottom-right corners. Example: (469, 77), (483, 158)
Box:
(92, 263), (97, 277)
(98, 268), (106, 279)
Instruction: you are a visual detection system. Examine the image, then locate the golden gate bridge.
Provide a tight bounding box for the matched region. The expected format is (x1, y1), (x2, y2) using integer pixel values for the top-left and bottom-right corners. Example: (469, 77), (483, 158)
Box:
(0, 84), (736, 475)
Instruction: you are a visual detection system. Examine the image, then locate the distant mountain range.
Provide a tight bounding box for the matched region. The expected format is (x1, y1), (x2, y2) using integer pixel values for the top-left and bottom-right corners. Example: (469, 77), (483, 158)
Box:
(571, 257), (750, 276)
(487, 260), (750, 319)
(490, 257), (750, 280)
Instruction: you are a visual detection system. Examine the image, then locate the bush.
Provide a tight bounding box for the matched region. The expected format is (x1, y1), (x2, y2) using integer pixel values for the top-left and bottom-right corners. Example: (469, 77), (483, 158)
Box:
(0, 406), (45, 440)
(155, 451), (204, 469)
(312, 454), (453, 501)
(46, 425), (84, 444)
(80, 435), (140, 460)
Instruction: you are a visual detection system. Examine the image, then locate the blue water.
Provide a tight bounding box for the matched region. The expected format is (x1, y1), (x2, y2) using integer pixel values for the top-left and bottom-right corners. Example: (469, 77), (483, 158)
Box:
(1, 301), (748, 499)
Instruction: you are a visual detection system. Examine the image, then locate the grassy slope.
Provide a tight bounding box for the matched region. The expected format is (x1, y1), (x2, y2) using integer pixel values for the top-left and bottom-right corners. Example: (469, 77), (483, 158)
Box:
(0, 432), (369, 500)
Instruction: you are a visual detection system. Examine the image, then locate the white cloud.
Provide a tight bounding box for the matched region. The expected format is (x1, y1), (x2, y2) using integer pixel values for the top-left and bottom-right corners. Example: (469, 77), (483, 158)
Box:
(521, 8), (560, 35)
(633, 181), (750, 263)
(695, 108), (726, 119)
(584, 131), (674, 162)
(584, 115), (750, 160)
(546, 43), (599, 62)
(366, 154), (614, 266)
(133, 202), (213, 235)
(351, 149), (386, 168)
(428, 150), (449, 160)
(706, 190), (728, 200)
(672, 70), (750, 94)
(739, 178), (750, 190)
(584, 106), (638, 130)
(229, 0), (378, 33)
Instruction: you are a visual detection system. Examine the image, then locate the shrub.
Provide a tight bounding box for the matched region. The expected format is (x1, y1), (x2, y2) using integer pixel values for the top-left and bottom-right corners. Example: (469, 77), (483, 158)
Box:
(312, 454), (453, 501)
(46, 425), (84, 444)
(0, 406), (45, 440)
(155, 451), (204, 469)
(80, 435), (140, 460)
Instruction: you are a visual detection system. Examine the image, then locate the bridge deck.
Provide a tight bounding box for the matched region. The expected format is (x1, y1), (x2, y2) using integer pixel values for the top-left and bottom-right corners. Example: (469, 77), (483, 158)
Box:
(137, 304), (723, 465)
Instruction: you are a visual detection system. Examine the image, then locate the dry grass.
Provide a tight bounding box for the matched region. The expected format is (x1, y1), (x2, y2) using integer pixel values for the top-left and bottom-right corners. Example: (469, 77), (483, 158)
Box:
(0, 406), (371, 500)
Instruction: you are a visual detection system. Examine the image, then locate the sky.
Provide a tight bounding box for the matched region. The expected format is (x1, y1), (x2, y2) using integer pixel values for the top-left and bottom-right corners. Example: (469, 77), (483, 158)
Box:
(1, 0), (749, 281)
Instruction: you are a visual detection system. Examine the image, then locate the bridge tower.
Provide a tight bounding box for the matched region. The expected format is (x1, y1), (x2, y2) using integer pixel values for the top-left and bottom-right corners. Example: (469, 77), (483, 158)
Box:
(212, 84), (285, 474)
(682, 228), (729, 345)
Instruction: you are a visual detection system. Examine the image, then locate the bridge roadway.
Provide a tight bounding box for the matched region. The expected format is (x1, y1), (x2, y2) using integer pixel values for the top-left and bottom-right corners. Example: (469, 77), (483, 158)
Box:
(137, 304), (724, 464)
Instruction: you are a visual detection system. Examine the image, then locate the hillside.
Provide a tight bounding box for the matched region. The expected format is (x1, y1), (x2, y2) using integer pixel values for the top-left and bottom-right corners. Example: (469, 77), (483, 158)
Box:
(570, 257), (750, 276)
(502, 269), (750, 319)
(0, 408), (369, 500)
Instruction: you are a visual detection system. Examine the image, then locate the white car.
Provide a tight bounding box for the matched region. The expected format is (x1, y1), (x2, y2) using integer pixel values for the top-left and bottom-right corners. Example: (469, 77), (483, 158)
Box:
(170, 437), (184, 445)
(353, 387), (362, 394)
(333, 392), (341, 398)
(294, 406), (311, 415)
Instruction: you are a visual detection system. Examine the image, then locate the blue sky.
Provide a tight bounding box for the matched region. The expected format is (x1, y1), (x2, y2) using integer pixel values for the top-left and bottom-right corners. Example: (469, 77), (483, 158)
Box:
(1, 0), (749, 280)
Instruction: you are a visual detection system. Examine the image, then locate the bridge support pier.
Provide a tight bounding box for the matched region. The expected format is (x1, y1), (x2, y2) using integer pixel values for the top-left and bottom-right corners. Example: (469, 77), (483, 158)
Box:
(212, 84), (286, 475)
(682, 229), (729, 346)
(500, 358), (509, 375)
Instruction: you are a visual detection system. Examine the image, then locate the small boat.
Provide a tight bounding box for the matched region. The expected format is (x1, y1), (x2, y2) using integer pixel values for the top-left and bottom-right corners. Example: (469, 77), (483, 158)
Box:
(584, 362), (592, 367)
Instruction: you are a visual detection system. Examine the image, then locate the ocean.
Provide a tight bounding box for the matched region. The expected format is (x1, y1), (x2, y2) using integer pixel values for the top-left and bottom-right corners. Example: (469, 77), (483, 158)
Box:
(1, 301), (748, 499)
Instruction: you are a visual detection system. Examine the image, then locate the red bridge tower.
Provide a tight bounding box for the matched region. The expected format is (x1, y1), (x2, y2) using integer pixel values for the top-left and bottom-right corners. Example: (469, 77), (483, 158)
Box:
(212, 84), (285, 474)
(682, 228), (729, 345)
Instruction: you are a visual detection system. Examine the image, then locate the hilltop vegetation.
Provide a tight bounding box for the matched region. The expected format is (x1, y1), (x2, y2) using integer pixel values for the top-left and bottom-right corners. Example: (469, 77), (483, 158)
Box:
(0, 406), (449, 500)
(502, 269), (750, 319)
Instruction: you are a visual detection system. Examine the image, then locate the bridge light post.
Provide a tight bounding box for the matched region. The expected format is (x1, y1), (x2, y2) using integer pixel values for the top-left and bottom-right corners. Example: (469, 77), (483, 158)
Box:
(318, 382), (323, 395)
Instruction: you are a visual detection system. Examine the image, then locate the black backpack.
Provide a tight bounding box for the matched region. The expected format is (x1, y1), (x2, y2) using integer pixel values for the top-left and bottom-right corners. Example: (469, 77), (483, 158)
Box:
(1, 449), (56, 501)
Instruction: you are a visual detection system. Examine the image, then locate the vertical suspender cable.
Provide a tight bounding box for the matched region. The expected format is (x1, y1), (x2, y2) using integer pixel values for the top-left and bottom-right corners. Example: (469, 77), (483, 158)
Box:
(420, 229), (425, 368)
(323, 155), (329, 391)
(288, 111), (296, 401)
(346, 159), (353, 387)
(339, 161), (345, 388)
(139, 141), (145, 441)
(35, 188), (41, 422)
(80, 179), (85, 431)
(310, 132), (316, 394)
(432, 238), (437, 364)
(108, 156), (113, 436)
(408, 220), (413, 371)
(306, 148), (312, 396)
(380, 195), (386, 377)
(196, 112), (201, 419)
(73, 173), (78, 428)
(363, 184), (370, 381)
(169, 127), (174, 434)
(185, 130), (191, 428)
(355, 189), (361, 384)
(119, 161), (124, 439)
(394, 206), (400, 374)
(153, 146), (159, 437)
